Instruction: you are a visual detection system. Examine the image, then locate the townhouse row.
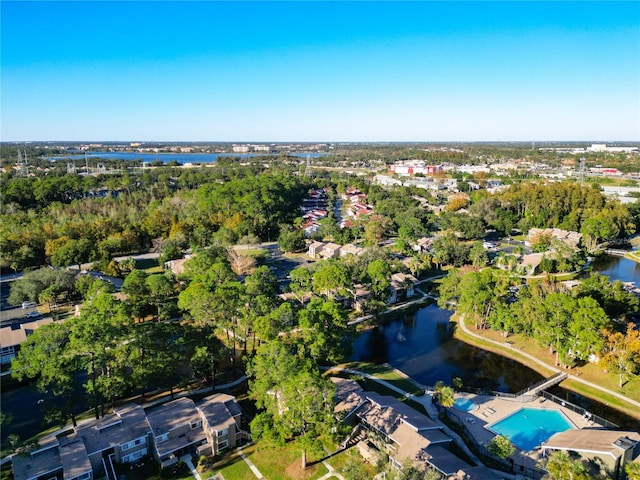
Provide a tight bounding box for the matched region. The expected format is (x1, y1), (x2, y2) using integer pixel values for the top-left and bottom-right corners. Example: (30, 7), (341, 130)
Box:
(12, 393), (249, 480)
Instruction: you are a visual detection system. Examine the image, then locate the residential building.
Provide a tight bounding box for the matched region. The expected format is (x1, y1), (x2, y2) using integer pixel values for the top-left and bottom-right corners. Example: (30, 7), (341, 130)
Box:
(12, 404), (150, 480)
(321, 243), (341, 258)
(526, 228), (582, 249)
(412, 237), (433, 253)
(197, 393), (249, 456)
(1, 318), (54, 365)
(339, 244), (364, 257)
(145, 397), (207, 467)
(518, 253), (544, 275)
(542, 430), (640, 480)
(13, 394), (247, 480)
(331, 378), (503, 479)
(389, 273), (418, 303)
(308, 241), (325, 259)
(75, 403), (150, 472)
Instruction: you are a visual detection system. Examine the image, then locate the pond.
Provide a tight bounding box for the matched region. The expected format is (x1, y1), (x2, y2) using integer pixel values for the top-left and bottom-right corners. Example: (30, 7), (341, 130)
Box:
(351, 255), (640, 431)
(351, 304), (543, 393)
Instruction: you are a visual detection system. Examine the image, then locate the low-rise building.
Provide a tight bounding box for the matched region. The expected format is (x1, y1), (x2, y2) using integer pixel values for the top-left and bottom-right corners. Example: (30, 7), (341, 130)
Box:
(542, 430), (640, 480)
(526, 228), (582, 249)
(1, 318), (54, 365)
(12, 394), (247, 480)
(146, 397), (207, 467)
(308, 241), (325, 259)
(197, 393), (250, 456)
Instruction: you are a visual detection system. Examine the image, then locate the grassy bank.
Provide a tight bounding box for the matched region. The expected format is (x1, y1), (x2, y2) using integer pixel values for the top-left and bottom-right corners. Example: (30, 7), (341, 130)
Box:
(330, 361), (424, 395)
(625, 251), (640, 264)
(452, 315), (640, 422)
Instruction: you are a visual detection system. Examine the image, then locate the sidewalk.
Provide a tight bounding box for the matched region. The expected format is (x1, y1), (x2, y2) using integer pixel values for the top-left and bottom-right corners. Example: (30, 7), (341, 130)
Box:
(238, 447), (264, 479)
(180, 455), (203, 480)
(457, 314), (640, 412)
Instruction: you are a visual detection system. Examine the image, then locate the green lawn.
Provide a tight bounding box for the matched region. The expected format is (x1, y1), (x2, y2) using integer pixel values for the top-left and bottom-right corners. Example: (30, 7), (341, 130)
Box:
(453, 315), (640, 421)
(135, 258), (163, 274)
(334, 361), (424, 395)
(214, 455), (252, 480)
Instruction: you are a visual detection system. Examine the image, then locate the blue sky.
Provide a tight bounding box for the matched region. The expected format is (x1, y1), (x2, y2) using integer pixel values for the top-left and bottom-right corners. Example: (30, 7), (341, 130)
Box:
(2, 1), (639, 142)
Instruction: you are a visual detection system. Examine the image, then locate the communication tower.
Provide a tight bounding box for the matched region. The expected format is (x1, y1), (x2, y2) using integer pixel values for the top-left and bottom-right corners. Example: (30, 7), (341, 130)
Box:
(304, 154), (312, 177)
(578, 157), (586, 184)
(16, 149), (29, 176)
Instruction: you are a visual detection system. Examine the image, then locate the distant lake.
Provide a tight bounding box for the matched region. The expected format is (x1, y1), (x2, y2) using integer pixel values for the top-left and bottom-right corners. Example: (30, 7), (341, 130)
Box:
(47, 151), (327, 164)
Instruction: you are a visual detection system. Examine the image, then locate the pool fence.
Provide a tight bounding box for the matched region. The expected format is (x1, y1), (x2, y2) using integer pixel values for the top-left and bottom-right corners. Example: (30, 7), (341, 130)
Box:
(441, 407), (546, 479)
(538, 390), (618, 429)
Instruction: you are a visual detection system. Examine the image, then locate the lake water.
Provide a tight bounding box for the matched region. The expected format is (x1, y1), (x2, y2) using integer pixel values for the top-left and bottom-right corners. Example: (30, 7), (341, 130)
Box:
(588, 254), (640, 283)
(47, 151), (327, 164)
(3, 255), (640, 445)
(351, 255), (640, 430)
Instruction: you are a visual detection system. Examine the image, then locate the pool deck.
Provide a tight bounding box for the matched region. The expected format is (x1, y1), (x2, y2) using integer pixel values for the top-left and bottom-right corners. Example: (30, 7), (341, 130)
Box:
(450, 393), (597, 469)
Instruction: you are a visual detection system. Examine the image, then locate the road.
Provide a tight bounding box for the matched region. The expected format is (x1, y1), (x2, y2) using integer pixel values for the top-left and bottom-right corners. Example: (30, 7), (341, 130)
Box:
(0, 252), (159, 325)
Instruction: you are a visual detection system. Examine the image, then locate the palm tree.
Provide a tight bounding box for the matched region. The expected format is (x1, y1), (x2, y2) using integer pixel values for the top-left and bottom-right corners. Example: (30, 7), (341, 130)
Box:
(626, 461), (640, 480)
(433, 382), (455, 407)
(544, 451), (589, 480)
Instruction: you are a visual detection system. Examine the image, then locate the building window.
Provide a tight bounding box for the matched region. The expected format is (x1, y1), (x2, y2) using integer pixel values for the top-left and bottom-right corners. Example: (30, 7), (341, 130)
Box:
(121, 437), (146, 451)
(69, 471), (91, 480)
(190, 420), (202, 429)
(217, 428), (228, 437)
(156, 433), (169, 443)
(123, 448), (147, 463)
(218, 440), (228, 450)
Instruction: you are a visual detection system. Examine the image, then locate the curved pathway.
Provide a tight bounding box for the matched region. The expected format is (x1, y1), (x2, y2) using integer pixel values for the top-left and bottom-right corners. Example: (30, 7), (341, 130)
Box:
(457, 314), (640, 412)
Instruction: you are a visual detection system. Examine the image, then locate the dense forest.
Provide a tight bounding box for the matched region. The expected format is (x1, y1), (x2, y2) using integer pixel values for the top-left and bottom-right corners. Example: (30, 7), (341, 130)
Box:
(4, 148), (640, 476)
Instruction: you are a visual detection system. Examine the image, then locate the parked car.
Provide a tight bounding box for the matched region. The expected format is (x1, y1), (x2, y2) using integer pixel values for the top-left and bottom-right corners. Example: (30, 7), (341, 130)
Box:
(24, 311), (41, 319)
(21, 301), (37, 309)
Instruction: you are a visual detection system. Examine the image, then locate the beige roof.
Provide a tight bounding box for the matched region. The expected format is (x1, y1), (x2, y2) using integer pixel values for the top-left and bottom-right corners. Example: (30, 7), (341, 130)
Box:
(21, 318), (53, 333)
(392, 422), (432, 462)
(542, 429), (640, 459)
(146, 397), (200, 437)
(59, 435), (92, 480)
(520, 253), (543, 268)
(323, 242), (341, 252)
(331, 378), (366, 415)
(0, 327), (27, 347)
(391, 273), (418, 284)
(340, 244), (364, 255)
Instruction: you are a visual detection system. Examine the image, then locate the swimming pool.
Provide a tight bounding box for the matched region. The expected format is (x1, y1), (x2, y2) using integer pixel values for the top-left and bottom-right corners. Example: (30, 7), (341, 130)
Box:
(488, 408), (574, 451)
(453, 397), (478, 412)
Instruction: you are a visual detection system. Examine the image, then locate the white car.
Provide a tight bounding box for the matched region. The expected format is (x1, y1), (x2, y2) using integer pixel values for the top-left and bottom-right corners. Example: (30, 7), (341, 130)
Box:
(24, 311), (41, 319)
(21, 301), (37, 309)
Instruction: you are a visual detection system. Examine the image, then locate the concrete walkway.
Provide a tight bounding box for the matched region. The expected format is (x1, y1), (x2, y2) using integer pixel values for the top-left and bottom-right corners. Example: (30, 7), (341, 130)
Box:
(238, 447), (264, 479)
(457, 314), (640, 411)
(318, 460), (346, 480)
(180, 455), (203, 480)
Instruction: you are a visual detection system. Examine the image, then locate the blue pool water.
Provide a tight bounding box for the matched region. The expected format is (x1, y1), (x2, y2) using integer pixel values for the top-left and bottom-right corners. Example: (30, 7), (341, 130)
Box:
(453, 398), (478, 412)
(488, 408), (574, 451)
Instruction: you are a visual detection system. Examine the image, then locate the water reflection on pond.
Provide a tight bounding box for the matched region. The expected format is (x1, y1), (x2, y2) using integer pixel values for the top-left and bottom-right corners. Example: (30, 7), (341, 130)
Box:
(587, 254), (640, 283)
(351, 303), (543, 392)
(351, 255), (640, 431)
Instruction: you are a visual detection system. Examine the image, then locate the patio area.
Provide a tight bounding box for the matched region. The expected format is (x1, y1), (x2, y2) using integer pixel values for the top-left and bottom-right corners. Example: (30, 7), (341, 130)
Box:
(448, 393), (596, 469)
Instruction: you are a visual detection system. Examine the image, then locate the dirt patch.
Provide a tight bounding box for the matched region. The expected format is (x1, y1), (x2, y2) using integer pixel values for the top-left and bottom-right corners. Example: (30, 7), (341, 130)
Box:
(283, 460), (320, 479)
